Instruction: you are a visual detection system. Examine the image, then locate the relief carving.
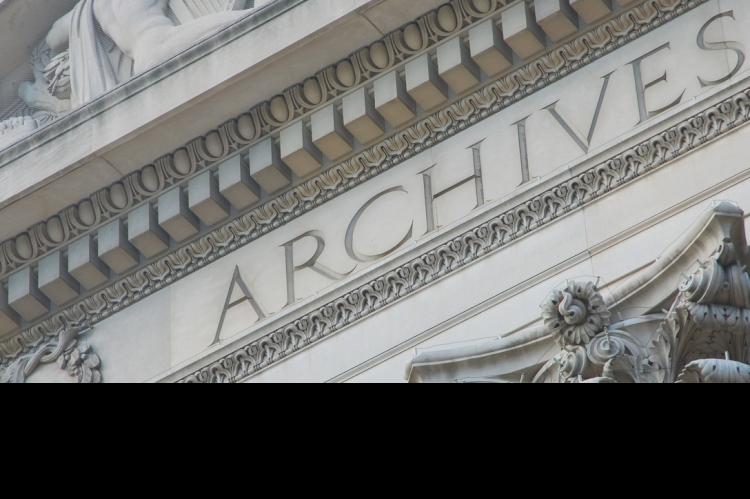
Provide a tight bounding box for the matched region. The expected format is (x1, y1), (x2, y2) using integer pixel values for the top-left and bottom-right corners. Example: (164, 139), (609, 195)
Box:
(0, 0), (252, 148)
(541, 280), (610, 347)
(645, 240), (750, 383)
(0, 0), (724, 381)
(676, 358), (750, 383)
(410, 203), (750, 384)
(534, 281), (650, 384)
(62, 0), (251, 106)
(0, 321), (101, 384)
(0, 0), (705, 326)
(3, 0), (680, 282)
(182, 85), (750, 384)
(535, 211), (750, 384)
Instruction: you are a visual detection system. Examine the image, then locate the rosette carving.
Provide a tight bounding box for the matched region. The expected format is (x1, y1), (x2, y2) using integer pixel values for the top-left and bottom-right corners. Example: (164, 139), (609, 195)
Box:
(542, 281), (611, 346)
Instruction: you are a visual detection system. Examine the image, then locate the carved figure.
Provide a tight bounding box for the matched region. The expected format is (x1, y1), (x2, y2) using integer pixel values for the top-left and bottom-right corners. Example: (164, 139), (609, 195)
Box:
(0, 0), (250, 151)
(45, 0), (251, 107)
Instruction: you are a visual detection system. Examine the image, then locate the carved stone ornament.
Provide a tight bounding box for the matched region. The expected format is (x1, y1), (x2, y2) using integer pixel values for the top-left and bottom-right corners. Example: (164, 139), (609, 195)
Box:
(0, 0), (716, 368)
(408, 202), (750, 384)
(152, 86), (750, 383)
(541, 281), (610, 347)
(0, 0), (732, 382)
(534, 282), (647, 383)
(645, 240), (750, 383)
(538, 212), (750, 383)
(0, 0), (702, 286)
(0, 320), (101, 384)
(0, 0), (252, 148)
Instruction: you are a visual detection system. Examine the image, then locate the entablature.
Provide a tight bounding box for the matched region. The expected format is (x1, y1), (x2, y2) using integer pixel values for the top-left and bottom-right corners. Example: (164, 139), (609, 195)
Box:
(0, 0), (734, 383)
(0, 0), (453, 238)
(0, 0), (641, 241)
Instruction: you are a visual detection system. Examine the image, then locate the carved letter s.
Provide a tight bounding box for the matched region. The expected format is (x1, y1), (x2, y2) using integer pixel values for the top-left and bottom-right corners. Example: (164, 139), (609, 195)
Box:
(697, 11), (746, 88)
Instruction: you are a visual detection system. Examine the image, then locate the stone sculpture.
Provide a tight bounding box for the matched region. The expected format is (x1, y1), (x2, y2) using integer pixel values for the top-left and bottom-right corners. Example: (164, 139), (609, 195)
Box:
(51, 0), (251, 107)
(534, 229), (750, 383)
(409, 203), (750, 384)
(0, 0), (251, 149)
(0, 320), (100, 384)
(676, 358), (750, 383)
(541, 280), (611, 347)
(534, 282), (648, 383)
(0, 117), (38, 150)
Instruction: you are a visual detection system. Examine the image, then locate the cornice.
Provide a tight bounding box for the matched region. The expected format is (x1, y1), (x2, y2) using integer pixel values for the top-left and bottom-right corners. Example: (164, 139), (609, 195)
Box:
(0, 0), (304, 164)
(0, 0), (520, 281)
(0, 0), (705, 373)
(0, 0), (658, 290)
(0, 0), (664, 329)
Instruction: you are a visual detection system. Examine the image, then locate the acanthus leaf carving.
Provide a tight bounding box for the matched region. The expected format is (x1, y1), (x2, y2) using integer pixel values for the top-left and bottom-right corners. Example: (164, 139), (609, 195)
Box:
(533, 281), (647, 384)
(0, 320), (101, 384)
(532, 210), (750, 384)
(645, 240), (750, 383)
(0, 0), (725, 384)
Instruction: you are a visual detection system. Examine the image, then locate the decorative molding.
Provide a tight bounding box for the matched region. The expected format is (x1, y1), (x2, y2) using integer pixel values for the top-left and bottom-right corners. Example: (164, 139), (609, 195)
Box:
(532, 234), (750, 383)
(0, 321), (100, 383)
(180, 80), (750, 384)
(0, 0), (523, 281)
(334, 164), (750, 384)
(406, 202), (750, 383)
(0, 0), (691, 344)
(541, 280), (610, 347)
(0, 0), (709, 371)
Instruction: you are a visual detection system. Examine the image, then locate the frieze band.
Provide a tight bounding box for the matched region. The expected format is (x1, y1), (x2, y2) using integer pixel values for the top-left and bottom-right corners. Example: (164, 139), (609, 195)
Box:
(178, 82), (750, 382)
(0, 0), (706, 373)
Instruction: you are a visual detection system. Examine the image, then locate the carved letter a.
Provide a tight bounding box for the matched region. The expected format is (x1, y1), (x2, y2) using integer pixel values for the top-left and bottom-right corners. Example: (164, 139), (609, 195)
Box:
(211, 266), (267, 346)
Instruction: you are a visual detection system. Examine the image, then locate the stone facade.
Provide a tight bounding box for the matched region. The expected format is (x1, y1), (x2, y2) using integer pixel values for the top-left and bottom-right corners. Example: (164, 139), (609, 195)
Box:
(0, 0), (748, 383)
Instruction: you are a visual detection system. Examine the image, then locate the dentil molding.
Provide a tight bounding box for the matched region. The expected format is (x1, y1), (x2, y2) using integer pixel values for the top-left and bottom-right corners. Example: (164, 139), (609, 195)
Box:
(0, 0), (688, 343)
(0, 0), (522, 281)
(0, 0), (708, 378)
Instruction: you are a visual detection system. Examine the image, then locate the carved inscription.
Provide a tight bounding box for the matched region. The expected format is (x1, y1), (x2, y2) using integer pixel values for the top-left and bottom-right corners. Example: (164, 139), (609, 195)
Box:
(210, 9), (750, 346)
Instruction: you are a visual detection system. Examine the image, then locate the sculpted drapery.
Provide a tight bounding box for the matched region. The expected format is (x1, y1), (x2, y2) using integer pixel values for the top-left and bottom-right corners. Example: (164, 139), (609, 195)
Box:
(68, 0), (124, 108)
(68, 0), (251, 107)
(0, 0), (250, 148)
